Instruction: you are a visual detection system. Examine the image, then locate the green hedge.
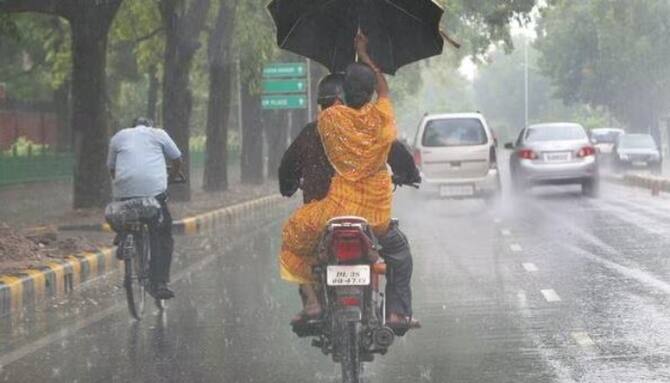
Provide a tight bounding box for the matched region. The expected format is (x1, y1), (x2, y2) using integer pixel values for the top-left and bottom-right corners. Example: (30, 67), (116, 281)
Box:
(0, 152), (75, 186)
(0, 150), (238, 186)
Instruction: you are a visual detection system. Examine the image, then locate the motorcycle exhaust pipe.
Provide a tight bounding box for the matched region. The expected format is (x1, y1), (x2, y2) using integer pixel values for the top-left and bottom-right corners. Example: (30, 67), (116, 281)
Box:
(372, 327), (395, 348)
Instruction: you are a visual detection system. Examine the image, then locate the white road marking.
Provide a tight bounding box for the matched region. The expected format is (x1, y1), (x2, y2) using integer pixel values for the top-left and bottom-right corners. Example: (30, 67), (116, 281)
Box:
(531, 201), (670, 295)
(541, 289), (561, 302)
(564, 243), (670, 295)
(0, 220), (279, 370)
(522, 262), (538, 272)
(516, 290), (527, 308)
(571, 332), (595, 347)
(510, 244), (523, 252)
(501, 229), (511, 236)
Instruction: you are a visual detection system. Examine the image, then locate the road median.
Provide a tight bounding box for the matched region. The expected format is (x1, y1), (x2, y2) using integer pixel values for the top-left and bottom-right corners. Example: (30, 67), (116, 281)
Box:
(0, 194), (289, 317)
(605, 173), (670, 194)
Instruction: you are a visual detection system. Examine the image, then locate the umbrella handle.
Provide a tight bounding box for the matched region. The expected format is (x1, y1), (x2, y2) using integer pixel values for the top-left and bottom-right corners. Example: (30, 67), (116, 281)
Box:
(440, 30), (461, 49)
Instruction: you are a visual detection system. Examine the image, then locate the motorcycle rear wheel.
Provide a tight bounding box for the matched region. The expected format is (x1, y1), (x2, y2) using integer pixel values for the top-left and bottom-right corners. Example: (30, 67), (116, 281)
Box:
(340, 321), (361, 383)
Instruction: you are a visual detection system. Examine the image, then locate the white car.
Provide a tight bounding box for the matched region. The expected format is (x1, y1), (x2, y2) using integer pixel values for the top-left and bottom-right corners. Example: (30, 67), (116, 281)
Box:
(412, 113), (501, 200)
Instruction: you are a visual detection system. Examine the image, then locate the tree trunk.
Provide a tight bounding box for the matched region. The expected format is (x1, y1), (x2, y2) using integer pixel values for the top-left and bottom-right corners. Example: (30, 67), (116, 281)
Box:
(160, 0), (211, 201)
(203, 0), (236, 192)
(146, 65), (159, 121)
(264, 110), (288, 179)
(204, 64), (233, 191)
(240, 84), (264, 184)
(54, 80), (71, 152)
(70, 13), (118, 208)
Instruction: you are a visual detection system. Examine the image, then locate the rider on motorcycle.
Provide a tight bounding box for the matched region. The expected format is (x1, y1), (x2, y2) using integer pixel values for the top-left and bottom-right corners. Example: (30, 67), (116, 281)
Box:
(107, 117), (182, 300)
(278, 34), (420, 329)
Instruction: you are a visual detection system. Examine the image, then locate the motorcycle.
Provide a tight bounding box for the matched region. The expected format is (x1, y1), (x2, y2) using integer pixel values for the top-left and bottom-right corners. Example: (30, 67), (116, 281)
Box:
(292, 216), (400, 383)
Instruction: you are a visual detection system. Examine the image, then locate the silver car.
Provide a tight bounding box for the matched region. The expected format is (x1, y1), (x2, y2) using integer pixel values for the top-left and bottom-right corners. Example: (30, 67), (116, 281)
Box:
(506, 123), (599, 197)
(613, 133), (662, 174)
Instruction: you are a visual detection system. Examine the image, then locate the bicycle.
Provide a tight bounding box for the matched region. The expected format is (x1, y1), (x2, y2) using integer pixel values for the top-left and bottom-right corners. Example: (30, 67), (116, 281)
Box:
(105, 173), (186, 320)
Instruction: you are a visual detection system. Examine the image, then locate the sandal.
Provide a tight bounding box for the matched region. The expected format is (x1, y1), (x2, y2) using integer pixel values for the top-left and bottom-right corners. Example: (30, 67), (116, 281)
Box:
(290, 304), (322, 325)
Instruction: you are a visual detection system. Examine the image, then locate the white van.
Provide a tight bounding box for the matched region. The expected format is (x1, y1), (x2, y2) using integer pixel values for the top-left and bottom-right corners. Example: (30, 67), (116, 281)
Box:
(412, 113), (501, 199)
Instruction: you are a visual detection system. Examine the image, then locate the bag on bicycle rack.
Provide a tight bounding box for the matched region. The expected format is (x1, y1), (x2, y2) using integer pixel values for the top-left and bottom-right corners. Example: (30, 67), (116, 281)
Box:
(105, 197), (163, 232)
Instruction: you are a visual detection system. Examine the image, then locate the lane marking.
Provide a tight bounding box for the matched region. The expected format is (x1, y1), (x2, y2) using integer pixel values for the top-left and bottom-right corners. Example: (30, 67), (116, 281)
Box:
(571, 331), (595, 347)
(530, 200), (670, 295)
(510, 244), (523, 252)
(564, 243), (670, 295)
(522, 262), (538, 272)
(516, 290), (527, 309)
(541, 289), (561, 302)
(0, 219), (282, 370)
(501, 229), (511, 236)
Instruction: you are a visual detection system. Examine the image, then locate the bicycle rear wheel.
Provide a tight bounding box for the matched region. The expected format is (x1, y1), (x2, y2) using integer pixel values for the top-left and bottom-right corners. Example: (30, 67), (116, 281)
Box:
(124, 233), (148, 320)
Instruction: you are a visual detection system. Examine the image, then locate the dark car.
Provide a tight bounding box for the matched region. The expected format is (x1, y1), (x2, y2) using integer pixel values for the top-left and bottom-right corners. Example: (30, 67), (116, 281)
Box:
(613, 134), (662, 173)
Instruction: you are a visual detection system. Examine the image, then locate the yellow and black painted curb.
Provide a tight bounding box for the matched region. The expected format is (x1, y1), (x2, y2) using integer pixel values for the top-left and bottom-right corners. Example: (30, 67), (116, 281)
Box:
(607, 174), (670, 194)
(0, 248), (117, 317)
(1, 194), (288, 317)
(58, 194), (286, 233)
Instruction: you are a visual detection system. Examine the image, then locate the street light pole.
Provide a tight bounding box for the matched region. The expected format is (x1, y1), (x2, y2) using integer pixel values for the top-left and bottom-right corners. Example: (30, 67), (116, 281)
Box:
(524, 35), (529, 128)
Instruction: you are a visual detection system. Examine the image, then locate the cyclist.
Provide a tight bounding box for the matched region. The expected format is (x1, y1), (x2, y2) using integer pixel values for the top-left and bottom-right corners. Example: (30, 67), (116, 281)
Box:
(107, 117), (182, 300)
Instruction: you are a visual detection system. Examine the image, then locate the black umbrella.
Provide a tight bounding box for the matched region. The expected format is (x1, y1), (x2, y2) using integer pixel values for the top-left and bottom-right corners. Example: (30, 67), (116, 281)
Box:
(267, 0), (446, 75)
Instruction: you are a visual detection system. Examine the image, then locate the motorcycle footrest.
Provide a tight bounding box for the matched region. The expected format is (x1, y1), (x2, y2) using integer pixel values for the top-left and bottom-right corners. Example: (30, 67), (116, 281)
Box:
(291, 320), (323, 337)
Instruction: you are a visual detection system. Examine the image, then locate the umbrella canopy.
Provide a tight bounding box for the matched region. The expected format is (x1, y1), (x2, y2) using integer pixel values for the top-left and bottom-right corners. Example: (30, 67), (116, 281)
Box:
(267, 0), (445, 75)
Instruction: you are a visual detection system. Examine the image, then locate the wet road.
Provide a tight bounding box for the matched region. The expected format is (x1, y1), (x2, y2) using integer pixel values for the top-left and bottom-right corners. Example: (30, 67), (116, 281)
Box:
(3, 180), (670, 382)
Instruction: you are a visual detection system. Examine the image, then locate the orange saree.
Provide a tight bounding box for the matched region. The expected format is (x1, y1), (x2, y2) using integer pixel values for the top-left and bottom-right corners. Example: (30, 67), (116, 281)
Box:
(279, 97), (396, 284)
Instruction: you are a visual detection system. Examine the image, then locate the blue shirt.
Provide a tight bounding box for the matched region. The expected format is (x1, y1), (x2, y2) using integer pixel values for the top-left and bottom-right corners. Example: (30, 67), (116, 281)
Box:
(107, 125), (182, 199)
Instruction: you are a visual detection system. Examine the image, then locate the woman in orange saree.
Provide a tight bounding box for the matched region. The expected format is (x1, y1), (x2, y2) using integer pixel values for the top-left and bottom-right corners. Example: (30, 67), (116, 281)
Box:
(280, 34), (395, 318)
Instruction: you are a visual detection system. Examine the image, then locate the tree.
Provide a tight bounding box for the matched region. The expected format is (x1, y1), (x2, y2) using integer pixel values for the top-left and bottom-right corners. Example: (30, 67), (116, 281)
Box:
(234, 0), (276, 184)
(159, 0), (211, 200)
(536, 0), (670, 135)
(203, 0), (237, 191)
(108, 1), (164, 125)
(0, 0), (123, 208)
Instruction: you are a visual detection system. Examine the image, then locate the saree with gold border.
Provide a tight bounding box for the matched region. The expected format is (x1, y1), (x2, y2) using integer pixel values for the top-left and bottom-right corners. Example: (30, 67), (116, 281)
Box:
(279, 97), (396, 283)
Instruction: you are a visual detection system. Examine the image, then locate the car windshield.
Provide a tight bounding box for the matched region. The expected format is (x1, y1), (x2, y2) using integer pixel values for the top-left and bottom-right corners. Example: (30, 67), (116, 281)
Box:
(422, 118), (487, 147)
(525, 125), (587, 142)
(591, 130), (621, 144)
(619, 135), (656, 149)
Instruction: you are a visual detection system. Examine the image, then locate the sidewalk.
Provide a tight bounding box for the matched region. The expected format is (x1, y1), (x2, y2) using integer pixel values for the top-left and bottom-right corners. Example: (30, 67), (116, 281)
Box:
(0, 165), (275, 228)
(0, 166), (279, 274)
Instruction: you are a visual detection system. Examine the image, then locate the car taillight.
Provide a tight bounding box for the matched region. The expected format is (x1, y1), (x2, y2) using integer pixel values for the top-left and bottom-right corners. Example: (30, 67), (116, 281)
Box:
(413, 148), (422, 166)
(518, 149), (538, 160)
(338, 296), (360, 306)
(331, 230), (365, 262)
(577, 146), (596, 158)
(489, 145), (498, 169)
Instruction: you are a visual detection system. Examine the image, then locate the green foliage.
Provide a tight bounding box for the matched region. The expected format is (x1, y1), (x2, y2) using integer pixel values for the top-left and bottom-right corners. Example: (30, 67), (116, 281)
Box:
(0, 14), (70, 101)
(536, 0), (670, 131)
(438, 0), (537, 57)
(3, 137), (49, 156)
(475, 36), (610, 142)
(233, 0), (278, 92)
(110, 1), (164, 74)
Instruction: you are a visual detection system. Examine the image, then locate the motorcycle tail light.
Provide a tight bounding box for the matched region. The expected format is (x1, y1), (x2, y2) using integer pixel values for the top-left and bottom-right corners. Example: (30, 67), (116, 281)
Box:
(331, 229), (365, 262)
(338, 296), (360, 306)
(577, 146), (596, 158)
(518, 149), (538, 160)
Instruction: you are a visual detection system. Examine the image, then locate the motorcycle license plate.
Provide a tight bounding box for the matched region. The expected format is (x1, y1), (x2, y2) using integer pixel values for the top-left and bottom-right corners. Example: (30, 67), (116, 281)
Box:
(326, 265), (370, 286)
